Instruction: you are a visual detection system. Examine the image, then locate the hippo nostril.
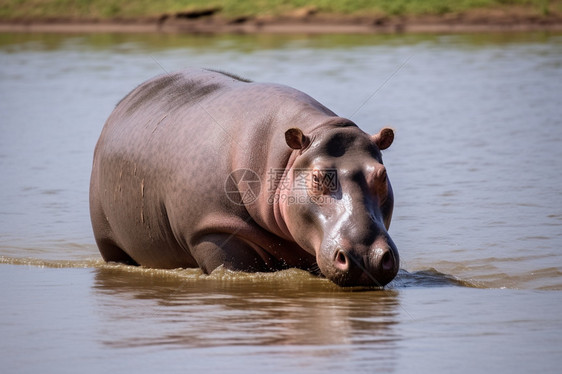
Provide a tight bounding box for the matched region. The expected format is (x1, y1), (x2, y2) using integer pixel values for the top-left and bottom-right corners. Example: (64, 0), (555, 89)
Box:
(334, 250), (349, 271)
(381, 250), (394, 271)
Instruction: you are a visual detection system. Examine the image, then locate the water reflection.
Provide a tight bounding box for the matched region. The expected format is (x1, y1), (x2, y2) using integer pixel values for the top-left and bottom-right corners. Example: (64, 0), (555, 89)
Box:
(93, 266), (401, 353)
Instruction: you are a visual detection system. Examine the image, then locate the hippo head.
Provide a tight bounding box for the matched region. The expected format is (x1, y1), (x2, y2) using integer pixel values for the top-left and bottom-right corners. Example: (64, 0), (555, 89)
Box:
(280, 125), (399, 287)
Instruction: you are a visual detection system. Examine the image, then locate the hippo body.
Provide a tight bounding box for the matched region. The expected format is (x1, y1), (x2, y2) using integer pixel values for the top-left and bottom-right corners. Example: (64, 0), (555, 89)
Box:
(90, 68), (399, 287)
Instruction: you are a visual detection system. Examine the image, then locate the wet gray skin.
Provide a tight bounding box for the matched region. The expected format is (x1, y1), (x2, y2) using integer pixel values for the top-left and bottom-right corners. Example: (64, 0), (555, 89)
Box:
(282, 125), (398, 287)
(90, 68), (398, 287)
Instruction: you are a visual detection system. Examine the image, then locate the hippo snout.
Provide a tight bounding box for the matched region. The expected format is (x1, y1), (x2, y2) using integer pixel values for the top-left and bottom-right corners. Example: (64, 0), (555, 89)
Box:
(326, 243), (399, 288)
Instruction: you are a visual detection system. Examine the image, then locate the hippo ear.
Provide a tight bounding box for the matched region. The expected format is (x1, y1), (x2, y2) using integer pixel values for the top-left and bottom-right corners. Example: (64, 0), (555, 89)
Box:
(285, 128), (310, 150)
(372, 127), (394, 150)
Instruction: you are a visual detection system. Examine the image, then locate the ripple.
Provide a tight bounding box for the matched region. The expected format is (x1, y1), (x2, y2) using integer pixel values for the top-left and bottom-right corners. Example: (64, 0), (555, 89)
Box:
(0, 256), (473, 290)
(0, 255), (103, 268)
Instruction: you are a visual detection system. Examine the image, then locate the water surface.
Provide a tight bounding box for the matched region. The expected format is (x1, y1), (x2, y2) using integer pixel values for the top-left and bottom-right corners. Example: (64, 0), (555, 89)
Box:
(1, 32), (561, 373)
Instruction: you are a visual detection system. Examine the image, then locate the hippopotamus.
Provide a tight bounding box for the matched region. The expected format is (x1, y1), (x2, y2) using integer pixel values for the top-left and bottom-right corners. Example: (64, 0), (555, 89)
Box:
(90, 68), (399, 287)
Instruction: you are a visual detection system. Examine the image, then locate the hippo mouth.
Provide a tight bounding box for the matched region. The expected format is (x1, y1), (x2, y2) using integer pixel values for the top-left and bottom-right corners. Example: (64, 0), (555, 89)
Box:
(319, 247), (399, 288)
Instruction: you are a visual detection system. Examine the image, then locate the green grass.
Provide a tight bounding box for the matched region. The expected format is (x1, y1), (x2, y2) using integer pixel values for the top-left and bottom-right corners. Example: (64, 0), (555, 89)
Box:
(0, 0), (558, 20)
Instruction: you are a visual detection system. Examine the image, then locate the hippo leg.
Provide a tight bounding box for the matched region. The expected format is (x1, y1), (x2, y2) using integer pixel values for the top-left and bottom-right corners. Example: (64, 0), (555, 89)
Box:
(191, 234), (274, 274)
(97, 238), (138, 266)
(90, 191), (138, 266)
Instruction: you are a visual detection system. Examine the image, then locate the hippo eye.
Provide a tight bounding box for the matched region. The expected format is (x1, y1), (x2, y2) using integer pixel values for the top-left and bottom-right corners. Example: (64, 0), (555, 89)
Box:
(312, 170), (322, 188)
(309, 168), (338, 197)
(310, 169), (325, 194)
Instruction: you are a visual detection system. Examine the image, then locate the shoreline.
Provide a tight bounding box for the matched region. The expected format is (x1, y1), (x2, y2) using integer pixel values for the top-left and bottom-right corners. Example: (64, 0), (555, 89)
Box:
(1, 15), (562, 34)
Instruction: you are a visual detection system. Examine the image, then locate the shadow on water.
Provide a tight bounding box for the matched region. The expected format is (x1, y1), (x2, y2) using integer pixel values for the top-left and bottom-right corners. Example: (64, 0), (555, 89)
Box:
(92, 265), (404, 350)
(88, 263), (471, 350)
(390, 268), (476, 288)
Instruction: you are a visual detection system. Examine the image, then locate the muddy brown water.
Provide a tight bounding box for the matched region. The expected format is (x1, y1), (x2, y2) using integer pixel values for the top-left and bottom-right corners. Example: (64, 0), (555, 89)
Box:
(1, 32), (561, 373)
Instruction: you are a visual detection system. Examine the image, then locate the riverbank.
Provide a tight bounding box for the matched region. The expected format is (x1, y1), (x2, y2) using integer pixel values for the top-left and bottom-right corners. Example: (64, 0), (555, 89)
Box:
(1, 16), (561, 35)
(1, 1), (562, 34)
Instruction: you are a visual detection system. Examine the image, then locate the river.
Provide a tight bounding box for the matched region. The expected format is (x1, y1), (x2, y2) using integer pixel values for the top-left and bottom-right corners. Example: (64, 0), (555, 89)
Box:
(1, 31), (561, 373)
